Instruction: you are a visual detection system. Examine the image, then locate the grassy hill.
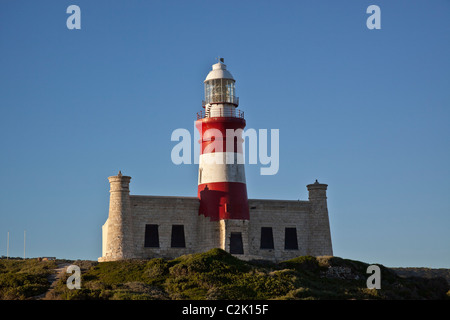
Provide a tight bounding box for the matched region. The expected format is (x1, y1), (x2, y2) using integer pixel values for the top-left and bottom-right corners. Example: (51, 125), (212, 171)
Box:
(1, 249), (449, 300)
(0, 258), (56, 299)
(391, 267), (450, 285)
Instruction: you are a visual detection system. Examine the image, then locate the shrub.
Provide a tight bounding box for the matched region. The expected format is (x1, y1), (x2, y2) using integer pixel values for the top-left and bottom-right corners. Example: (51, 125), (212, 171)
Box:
(171, 249), (249, 273)
(280, 256), (320, 273)
(0, 260), (53, 300)
(7, 250), (445, 301)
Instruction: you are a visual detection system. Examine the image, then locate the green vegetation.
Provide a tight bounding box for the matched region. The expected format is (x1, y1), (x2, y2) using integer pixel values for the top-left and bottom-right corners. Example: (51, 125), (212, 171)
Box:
(45, 249), (449, 300)
(1, 251), (448, 300)
(392, 267), (450, 285)
(0, 259), (56, 300)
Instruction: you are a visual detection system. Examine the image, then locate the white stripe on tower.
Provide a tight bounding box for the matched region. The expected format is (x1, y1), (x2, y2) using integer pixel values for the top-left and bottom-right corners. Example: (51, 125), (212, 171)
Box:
(199, 152), (246, 184)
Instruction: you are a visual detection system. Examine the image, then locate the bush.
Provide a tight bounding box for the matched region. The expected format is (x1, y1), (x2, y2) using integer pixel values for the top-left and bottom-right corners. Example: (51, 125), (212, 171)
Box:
(281, 256), (321, 273)
(169, 248), (250, 275)
(0, 259), (54, 300)
(7, 250), (446, 300)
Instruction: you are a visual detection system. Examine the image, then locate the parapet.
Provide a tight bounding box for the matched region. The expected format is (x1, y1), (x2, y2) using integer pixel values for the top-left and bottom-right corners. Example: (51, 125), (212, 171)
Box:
(108, 171), (131, 192)
(307, 179), (328, 200)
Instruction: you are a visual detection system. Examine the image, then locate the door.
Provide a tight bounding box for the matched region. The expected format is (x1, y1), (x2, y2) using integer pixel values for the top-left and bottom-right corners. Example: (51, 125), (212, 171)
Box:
(229, 232), (244, 254)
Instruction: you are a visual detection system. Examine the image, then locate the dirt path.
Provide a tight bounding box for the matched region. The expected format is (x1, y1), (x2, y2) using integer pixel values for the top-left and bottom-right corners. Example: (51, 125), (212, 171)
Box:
(33, 262), (71, 300)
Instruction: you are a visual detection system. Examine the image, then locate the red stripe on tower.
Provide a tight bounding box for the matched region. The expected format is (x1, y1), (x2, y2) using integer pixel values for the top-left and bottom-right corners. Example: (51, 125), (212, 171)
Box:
(196, 59), (249, 221)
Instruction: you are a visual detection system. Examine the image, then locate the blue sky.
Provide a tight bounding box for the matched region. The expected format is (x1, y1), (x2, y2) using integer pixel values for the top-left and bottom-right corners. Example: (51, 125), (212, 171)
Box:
(0, 0), (449, 267)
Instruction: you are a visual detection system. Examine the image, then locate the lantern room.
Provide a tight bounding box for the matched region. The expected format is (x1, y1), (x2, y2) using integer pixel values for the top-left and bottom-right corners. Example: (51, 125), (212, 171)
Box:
(203, 59), (239, 106)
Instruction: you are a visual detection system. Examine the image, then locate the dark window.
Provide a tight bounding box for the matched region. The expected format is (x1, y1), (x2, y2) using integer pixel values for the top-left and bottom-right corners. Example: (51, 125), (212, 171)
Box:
(260, 227), (274, 249)
(284, 227), (299, 250)
(230, 232), (244, 254)
(171, 225), (186, 248)
(144, 224), (159, 248)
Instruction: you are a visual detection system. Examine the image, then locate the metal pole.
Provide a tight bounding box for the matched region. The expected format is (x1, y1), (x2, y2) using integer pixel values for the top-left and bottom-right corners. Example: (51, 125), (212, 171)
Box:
(24, 230), (26, 259)
(7, 231), (9, 259)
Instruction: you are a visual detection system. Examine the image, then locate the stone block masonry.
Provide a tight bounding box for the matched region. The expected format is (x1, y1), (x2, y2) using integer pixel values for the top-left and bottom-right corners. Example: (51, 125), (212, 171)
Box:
(99, 174), (333, 262)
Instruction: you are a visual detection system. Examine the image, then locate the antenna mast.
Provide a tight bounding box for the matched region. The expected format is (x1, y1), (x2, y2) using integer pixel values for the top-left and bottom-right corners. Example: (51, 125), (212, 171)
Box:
(7, 231), (9, 259)
(23, 230), (26, 260)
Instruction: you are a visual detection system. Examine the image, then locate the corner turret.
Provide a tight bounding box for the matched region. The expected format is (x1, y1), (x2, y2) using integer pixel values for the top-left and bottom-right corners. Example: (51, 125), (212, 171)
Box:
(99, 171), (133, 261)
(306, 180), (333, 256)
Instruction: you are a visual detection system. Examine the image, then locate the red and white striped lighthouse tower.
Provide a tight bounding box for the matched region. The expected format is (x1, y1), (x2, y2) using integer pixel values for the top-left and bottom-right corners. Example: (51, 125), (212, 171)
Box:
(196, 59), (249, 221)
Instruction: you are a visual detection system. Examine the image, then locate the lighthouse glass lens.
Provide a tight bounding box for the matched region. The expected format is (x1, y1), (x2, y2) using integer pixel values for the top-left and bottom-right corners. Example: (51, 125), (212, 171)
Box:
(225, 80), (235, 102)
(212, 79), (222, 100)
(205, 79), (236, 104)
(205, 83), (212, 102)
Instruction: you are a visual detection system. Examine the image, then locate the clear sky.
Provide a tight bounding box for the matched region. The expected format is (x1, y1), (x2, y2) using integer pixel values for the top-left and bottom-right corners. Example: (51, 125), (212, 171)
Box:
(0, 0), (449, 267)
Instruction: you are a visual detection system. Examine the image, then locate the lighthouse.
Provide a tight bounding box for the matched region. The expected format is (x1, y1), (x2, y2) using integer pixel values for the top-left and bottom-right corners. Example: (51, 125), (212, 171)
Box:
(196, 59), (249, 222)
(99, 59), (334, 262)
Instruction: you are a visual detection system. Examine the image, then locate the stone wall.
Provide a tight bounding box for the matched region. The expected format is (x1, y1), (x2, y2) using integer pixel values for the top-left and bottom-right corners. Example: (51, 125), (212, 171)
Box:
(99, 190), (333, 261)
(129, 195), (203, 259)
(99, 181), (333, 262)
(246, 199), (311, 261)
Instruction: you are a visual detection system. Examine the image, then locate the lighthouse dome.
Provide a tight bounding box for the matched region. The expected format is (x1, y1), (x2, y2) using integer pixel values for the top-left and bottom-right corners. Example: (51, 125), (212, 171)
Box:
(204, 62), (235, 82)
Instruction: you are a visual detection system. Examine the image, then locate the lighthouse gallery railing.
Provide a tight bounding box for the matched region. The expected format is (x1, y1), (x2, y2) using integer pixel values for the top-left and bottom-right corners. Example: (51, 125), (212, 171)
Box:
(196, 109), (244, 120)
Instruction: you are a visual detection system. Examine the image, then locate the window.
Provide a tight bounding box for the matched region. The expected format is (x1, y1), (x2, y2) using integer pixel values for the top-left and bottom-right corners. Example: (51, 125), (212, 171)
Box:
(229, 232), (244, 254)
(260, 227), (274, 249)
(205, 79), (236, 104)
(171, 225), (186, 248)
(144, 224), (159, 248)
(284, 227), (298, 250)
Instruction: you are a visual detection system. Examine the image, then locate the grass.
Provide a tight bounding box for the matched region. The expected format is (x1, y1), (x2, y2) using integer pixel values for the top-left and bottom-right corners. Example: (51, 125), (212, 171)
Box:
(1, 250), (449, 300)
(0, 258), (56, 300)
(45, 249), (450, 300)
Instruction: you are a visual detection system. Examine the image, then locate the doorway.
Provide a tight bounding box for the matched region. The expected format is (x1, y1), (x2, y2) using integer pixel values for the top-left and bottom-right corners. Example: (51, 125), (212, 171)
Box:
(229, 232), (244, 254)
